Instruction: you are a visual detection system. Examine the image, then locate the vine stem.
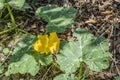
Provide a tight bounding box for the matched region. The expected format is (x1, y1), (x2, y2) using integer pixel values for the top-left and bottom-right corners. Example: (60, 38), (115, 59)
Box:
(0, 3), (17, 35)
(5, 3), (17, 28)
(52, 62), (61, 70)
(0, 27), (16, 35)
(77, 62), (83, 80)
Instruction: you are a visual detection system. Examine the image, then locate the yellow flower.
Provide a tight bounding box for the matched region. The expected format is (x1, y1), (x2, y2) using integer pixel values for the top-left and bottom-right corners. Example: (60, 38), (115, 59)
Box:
(48, 32), (60, 53)
(33, 32), (60, 54)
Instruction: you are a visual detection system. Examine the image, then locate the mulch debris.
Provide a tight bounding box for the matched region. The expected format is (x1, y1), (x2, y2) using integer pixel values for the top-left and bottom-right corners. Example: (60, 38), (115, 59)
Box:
(0, 0), (120, 79)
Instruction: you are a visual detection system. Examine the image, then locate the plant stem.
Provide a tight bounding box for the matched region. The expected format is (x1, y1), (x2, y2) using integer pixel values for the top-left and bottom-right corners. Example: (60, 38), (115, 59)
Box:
(18, 29), (30, 34)
(5, 3), (17, 28)
(0, 3), (18, 35)
(82, 70), (89, 80)
(0, 27), (15, 35)
(77, 62), (83, 80)
(52, 62), (65, 73)
(52, 62), (60, 69)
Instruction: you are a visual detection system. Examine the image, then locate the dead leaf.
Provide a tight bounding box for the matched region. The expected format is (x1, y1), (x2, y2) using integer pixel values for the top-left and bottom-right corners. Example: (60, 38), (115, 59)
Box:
(85, 19), (96, 24)
(101, 10), (113, 15)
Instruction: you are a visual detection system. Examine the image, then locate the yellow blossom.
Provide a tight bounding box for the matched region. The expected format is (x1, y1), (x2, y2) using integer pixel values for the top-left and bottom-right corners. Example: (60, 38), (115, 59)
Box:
(48, 32), (60, 53)
(33, 32), (60, 54)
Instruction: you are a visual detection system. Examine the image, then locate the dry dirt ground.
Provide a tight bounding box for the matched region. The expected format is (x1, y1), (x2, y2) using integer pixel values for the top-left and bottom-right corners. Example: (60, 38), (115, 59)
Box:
(0, 0), (120, 80)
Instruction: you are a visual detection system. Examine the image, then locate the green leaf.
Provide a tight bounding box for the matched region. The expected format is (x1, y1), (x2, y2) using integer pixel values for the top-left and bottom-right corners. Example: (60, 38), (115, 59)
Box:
(54, 74), (76, 80)
(35, 6), (76, 33)
(55, 28), (111, 79)
(47, 0), (51, 3)
(115, 76), (120, 80)
(0, 0), (5, 10)
(8, 0), (25, 10)
(74, 28), (112, 72)
(0, 3), (4, 10)
(0, 0), (4, 3)
(5, 35), (52, 76)
(0, 66), (4, 74)
(3, 48), (9, 54)
(21, 3), (31, 10)
(5, 54), (39, 76)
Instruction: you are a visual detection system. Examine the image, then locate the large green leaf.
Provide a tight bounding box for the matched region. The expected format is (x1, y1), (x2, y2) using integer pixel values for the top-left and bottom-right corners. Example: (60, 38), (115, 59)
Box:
(115, 76), (120, 80)
(0, 0), (4, 3)
(5, 35), (52, 76)
(54, 28), (112, 79)
(54, 74), (76, 80)
(8, 0), (25, 10)
(35, 6), (76, 33)
(0, 0), (5, 10)
(73, 28), (112, 71)
(5, 54), (39, 76)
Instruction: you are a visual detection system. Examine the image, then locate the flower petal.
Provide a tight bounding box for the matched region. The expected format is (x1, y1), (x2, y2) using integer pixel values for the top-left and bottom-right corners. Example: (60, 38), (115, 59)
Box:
(33, 32), (60, 54)
(48, 32), (60, 53)
(33, 35), (49, 54)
